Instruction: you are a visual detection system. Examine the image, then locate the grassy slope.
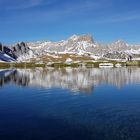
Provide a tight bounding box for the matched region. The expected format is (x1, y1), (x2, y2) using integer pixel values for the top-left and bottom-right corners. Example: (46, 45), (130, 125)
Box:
(29, 54), (94, 63)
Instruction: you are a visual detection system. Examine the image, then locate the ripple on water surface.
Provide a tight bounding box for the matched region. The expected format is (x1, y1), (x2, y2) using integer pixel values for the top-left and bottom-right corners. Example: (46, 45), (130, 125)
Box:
(0, 68), (140, 140)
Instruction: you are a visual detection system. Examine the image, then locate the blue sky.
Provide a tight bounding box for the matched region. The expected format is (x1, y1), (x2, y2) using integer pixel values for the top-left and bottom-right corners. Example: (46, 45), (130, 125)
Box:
(0, 0), (140, 44)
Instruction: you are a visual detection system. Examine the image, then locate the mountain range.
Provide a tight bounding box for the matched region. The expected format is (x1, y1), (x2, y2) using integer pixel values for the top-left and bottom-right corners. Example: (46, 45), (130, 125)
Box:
(0, 34), (140, 63)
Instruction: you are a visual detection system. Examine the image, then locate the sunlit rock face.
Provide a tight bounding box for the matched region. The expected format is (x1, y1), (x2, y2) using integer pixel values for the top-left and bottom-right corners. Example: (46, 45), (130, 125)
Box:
(0, 68), (140, 94)
(1, 34), (140, 62)
(69, 34), (94, 43)
(27, 34), (96, 57)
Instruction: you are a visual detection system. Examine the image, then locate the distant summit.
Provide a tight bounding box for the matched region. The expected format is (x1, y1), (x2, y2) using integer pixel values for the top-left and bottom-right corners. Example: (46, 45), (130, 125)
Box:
(0, 34), (140, 62)
(69, 34), (94, 44)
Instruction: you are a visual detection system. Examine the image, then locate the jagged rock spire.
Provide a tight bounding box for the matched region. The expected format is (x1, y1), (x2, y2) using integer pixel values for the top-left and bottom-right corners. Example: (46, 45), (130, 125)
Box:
(0, 42), (3, 52)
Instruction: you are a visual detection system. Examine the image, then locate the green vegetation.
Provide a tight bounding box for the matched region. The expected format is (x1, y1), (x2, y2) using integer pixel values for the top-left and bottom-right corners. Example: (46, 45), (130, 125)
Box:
(49, 63), (80, 68)
(0, 62), (46, 69)
(126, 61), (140, 66)
(0, 60), (139, 69)
(85, 61), (126, 67)
(0, 63), (10, 68)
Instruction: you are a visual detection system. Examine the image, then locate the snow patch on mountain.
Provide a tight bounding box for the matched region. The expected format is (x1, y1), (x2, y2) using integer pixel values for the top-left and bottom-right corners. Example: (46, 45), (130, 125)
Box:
(0, 34), (140, 62)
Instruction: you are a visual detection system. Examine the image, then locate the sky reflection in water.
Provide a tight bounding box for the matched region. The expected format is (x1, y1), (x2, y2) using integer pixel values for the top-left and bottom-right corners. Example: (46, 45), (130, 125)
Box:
(0, 67), (140, 140)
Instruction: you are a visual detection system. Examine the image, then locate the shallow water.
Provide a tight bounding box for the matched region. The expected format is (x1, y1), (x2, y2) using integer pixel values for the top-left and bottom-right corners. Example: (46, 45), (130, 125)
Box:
(0, 67), (140, 140)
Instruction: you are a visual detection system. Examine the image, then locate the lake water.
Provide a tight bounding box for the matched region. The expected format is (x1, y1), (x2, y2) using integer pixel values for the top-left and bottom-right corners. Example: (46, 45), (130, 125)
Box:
(0, 67), (140, 140)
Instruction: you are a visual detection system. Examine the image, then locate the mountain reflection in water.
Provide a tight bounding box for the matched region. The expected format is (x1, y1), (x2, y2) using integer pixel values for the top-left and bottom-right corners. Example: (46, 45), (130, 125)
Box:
(0, 67), (140, 94)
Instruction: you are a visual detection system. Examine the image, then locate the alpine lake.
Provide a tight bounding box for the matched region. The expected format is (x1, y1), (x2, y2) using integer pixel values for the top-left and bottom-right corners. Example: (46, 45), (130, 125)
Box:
(0, 64), (140, 140)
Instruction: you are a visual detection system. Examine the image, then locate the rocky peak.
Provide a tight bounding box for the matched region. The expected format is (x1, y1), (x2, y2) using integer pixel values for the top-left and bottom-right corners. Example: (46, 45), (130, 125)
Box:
(0, 42), (2, 51)
(69, 34), (94, 43)
(108, 40), (128, 51)
(114, 40), (127, 46)
(12, 42), (30, 56)
(78, 34), (94, 43)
